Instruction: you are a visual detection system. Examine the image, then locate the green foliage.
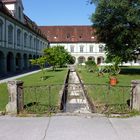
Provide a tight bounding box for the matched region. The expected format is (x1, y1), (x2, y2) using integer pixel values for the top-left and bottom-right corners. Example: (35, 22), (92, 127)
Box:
(30, 57), (47, 80)
(91, 0), (140, 62)
(104, 56), (122, 76)
(85, 60), (97, 72)
(0, 83), (8, 111)
(44, 45), (74, 70)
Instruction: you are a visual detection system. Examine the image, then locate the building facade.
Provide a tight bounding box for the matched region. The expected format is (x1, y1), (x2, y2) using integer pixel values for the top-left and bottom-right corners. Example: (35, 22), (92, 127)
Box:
(40, 26), (140, 66)
(0, 0), (48, 76)
(39, 26), (106, 64)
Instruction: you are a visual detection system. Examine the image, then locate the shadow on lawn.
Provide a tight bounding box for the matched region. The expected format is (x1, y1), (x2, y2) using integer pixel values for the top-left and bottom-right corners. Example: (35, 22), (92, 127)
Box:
(40, 75), (54, 80)
(47, 69), (64, 72)
(120, 67), (140, 75)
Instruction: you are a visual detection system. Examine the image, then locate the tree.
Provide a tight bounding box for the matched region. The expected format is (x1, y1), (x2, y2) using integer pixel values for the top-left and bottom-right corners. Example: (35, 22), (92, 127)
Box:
(30, 57), (47, 80)
(91, 0), (140, 62)
(44, 45), (74, 70)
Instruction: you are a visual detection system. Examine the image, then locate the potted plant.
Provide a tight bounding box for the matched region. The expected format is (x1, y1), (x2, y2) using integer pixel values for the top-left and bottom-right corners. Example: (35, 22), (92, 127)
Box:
(107, 56), (121, 86)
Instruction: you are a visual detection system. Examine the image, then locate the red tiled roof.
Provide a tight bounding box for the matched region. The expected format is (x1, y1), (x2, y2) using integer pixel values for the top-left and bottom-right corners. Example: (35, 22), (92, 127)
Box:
(39, 26), (97, 43)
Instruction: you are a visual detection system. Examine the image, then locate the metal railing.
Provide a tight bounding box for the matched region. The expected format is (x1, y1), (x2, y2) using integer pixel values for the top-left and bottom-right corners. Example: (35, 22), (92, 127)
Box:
(21, 83), (132, 115)
(23, 84), (63, 115)
(83, 84), (132, 114)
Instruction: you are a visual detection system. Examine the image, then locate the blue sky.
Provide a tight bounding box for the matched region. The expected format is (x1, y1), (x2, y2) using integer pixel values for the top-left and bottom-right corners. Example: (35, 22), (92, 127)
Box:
(22, 0), (95, 26)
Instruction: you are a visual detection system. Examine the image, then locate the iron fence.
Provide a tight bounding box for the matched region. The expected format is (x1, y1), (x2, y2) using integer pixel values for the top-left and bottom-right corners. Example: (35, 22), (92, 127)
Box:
(21, 83), (133, 115)
(83, 84), (132, 114)
(23, 84), (64, 114)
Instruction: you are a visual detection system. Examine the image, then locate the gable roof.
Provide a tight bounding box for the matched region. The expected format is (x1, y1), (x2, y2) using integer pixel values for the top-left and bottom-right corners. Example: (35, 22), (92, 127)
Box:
(39, 26), (97, 43)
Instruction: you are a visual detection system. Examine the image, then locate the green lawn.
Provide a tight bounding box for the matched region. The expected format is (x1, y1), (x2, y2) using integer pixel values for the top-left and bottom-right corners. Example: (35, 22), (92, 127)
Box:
(79, 66), (140, 86)
(78, 66), (140, 114)
(0, 68), (67, 113)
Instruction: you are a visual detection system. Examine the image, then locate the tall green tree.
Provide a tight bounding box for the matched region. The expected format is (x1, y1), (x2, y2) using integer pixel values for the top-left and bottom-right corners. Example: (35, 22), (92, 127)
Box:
(44, 45), (74, 70)
(91, 0), (140, 62)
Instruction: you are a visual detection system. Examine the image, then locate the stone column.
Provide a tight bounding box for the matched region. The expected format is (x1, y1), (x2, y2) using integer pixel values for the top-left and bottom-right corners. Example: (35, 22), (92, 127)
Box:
(131, 80), (140, 111)
(6, 80), (24, 114)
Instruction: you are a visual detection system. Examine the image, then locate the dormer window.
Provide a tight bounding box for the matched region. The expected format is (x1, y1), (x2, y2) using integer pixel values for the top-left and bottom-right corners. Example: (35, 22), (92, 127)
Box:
(66, 34), (70, 39)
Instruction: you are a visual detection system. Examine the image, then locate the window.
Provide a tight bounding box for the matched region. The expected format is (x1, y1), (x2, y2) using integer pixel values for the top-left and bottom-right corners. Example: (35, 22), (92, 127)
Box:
(89, 45), (93, 52)
(70, 46), (74, 52)
(99, 44), (104, 53)
(34, 38), (36, 49)
(8, 25), (13, 44)
(80, 45), (84, 53)
(0, 20), (3, 41)
(17, 29), (21, 46)
(36, 39), (39, 50)
(66, 34), (70, 39)
(29, 35), (32, 48)
(24, 32), (28, 47)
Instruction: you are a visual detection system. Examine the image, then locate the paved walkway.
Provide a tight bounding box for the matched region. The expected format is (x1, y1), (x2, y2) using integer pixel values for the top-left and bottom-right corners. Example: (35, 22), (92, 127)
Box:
(0, 114), (140, 140)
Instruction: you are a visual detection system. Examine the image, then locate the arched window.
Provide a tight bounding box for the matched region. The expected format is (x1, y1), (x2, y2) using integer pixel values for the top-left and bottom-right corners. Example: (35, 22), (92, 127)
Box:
(17, 29), (21, 46)
(8, 25), (13, 44)
(34, 38), (36, 49)
(0, 20), (3, 42)
(24, 32), (28, 47)
(29, 35), (32, 48)
(36, 39), (39, 50)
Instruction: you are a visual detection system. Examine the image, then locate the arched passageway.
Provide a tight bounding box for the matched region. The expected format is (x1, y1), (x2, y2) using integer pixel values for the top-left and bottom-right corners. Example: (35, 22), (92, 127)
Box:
(88, 56), (95, 61)
(23, 53), (28, 69)
(29, 54), (32, 69)
(78, 56), (86, 64)
(0, 51), (5, 74)
(7, 52), (14, 72)
(16, 53), (22, 71)
(97, 57), (104, 64)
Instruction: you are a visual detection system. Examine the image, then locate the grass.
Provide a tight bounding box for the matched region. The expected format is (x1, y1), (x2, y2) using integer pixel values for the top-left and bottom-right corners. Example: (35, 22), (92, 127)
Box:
(78, 66), (140, 86)
(18, 68), (67, 86)
(0, 84), (8, 112)
(78, 66), (140, 114)
(0, 68), (67, 113)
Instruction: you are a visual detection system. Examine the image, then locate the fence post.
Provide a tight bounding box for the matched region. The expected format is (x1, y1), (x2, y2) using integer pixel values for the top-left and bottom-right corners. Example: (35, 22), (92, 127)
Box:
(6, 80), (24, 114)
(131, 80), (140, 111)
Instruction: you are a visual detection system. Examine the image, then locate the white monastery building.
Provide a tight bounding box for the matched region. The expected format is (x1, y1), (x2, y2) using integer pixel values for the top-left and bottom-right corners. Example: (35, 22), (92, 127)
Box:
(40, 26), (140, 66)
(0, 0), (49, 76)
(39, 26), (106, 64)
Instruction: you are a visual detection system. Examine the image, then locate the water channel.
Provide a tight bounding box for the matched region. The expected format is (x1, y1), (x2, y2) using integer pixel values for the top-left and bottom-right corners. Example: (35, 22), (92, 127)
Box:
(65, 66), (91, 113)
